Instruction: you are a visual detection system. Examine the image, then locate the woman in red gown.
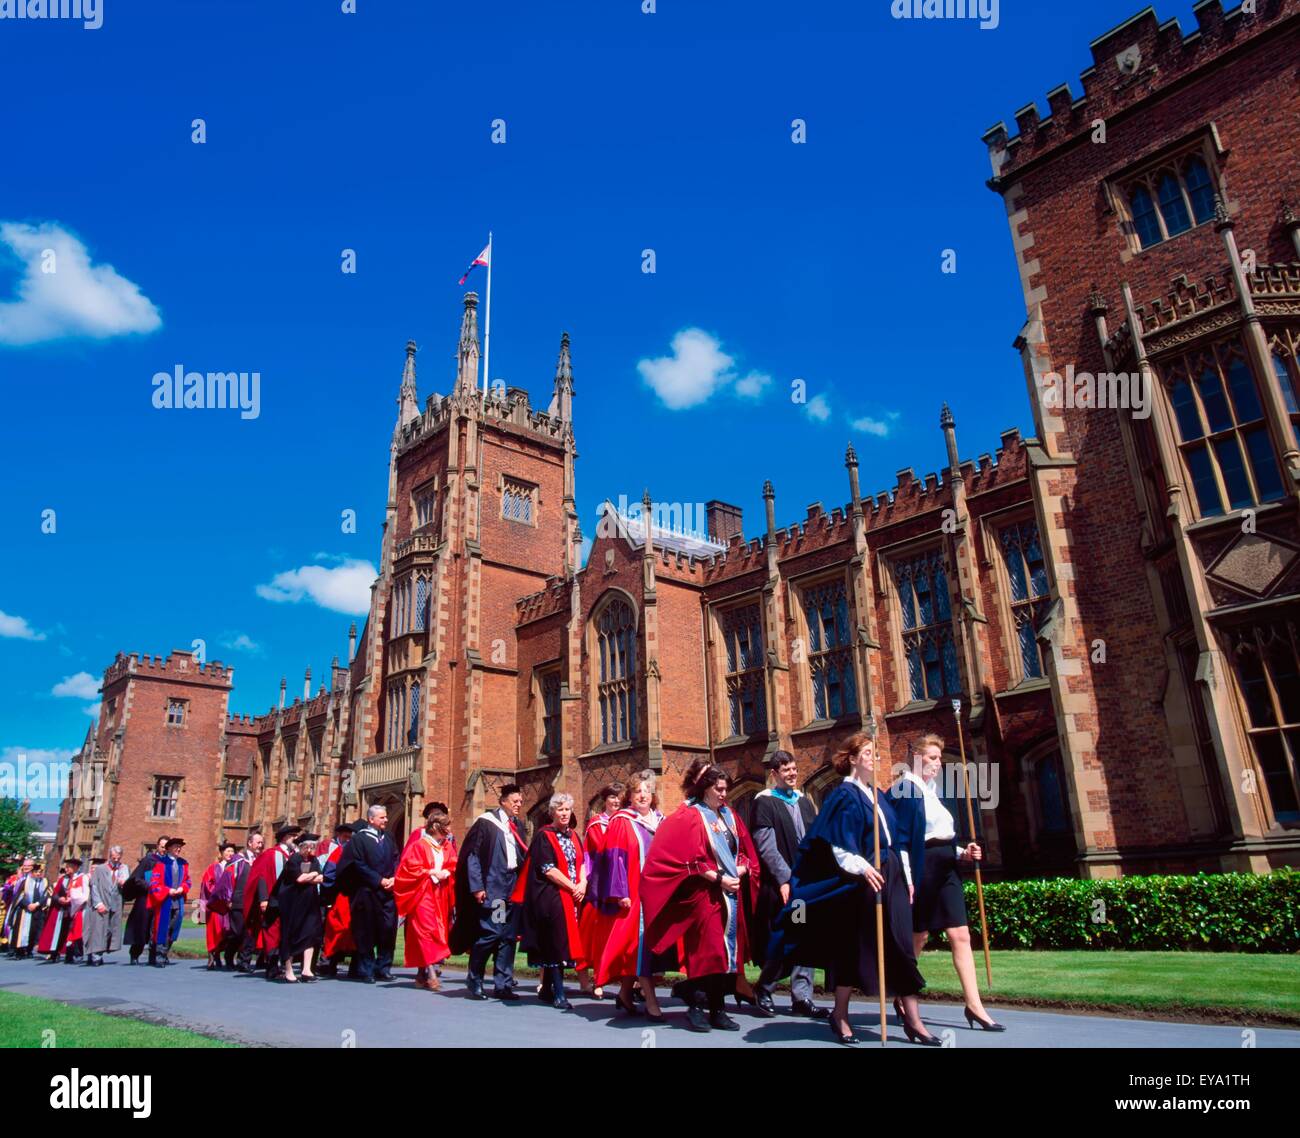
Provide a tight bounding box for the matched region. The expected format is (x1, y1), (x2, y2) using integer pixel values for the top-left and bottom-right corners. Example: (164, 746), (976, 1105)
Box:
(394, 808), (458, 991)
(640, 759), (760, 1033)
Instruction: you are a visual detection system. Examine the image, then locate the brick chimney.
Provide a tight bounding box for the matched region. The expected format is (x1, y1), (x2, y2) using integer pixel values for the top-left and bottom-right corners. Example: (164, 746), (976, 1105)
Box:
(705, 500), (743, 543)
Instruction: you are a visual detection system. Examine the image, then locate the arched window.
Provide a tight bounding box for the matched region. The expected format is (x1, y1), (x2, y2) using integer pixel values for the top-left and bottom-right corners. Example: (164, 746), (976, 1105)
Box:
(414, 575), (429, 633)
(594, 597), (637, 745)
(1162, 343), (1284, 517)
(802, 577), (860, 719)
(892, 551), (959, 703)
(721, 603), (766, 736)
(407, 681), (421, 746)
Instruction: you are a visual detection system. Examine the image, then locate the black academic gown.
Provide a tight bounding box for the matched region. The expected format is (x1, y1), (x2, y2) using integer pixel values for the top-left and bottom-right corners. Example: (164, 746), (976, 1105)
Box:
(122, 852), (160, 948)
(750, 790), (819, 964)
(273, 853), (324, 957)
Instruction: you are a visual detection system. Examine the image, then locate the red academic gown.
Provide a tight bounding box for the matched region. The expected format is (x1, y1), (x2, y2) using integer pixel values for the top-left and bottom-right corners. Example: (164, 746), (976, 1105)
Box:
(393, 832), (458, 968)
(640, 802), (760, 979)
(146, 857), (192, 945)
(321, 841), (354, 958)
(37, 873), (74, 955)
(577, 815), (609, 972)
(593, 810), (654, 986)
(199, 860), (231, 952)
(67, 872), (87, 947)
(242, 846), (287, 953)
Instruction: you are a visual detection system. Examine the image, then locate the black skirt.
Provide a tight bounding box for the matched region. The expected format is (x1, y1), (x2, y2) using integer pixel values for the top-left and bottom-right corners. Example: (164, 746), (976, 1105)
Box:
(826, 854), (924, 998)
(912, 841), (969, 933)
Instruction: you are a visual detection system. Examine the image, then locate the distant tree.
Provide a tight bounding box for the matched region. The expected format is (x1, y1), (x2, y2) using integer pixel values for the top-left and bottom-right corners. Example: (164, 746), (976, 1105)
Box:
(0, 799), (35, 875)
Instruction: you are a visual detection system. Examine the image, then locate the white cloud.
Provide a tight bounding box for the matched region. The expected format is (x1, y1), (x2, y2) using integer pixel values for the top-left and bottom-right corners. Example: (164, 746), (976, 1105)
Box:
(637, 328), (771, 410)
(222, 633), (262, 654)
(84, 702), (102, 718)
(0, 221), (162, 347)
(52, 671), (100, 700)
(851, 411), (901, 438)
(256, 558), (376, 615)
(0, 746), (78, 803)
(0, 610), (45, 641)
(804, 394), (832, 423)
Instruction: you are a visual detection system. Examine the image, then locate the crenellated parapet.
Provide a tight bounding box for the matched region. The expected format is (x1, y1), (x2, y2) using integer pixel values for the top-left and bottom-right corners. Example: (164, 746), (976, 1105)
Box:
(983, 1), (1297, 184)
(103, 650), (233, 689)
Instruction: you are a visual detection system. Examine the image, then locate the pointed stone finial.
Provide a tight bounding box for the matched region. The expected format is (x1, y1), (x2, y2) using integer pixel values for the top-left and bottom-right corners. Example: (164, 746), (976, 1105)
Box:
(347, 623), (358, 665)
(940, 403), (955, 431)
(941, 402), (960, 473)
(1283, 201), (1298, 229)
(1213, 194), (1233, 231)
(845, 443), (858, 468)
(549, 331), (575, 420)
(278, 676), (287, 710)
(762, 479), (774, 500)
(1087, 284), (1108, 315)
(457, 292), (481, 392)
(763, 481), (777, 539)
(396, 340), (420, 429)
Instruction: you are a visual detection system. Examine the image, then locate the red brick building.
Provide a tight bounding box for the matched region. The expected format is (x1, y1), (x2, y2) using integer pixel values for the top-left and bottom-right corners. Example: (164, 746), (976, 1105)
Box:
(57, 1), (1300, 878)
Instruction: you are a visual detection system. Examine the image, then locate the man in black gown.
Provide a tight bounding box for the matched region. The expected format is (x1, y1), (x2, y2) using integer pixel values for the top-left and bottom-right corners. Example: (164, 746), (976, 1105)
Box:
(123, 834), (168, 965)
(338, 805), (398, 983)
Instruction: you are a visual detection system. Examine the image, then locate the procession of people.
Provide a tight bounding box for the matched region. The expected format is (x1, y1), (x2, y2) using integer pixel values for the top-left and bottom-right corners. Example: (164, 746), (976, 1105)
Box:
(0, 730), (1004, 1044)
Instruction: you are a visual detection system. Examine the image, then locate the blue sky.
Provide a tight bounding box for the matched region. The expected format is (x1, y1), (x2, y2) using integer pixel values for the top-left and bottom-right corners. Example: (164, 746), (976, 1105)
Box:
(0, 0), (1213, 808)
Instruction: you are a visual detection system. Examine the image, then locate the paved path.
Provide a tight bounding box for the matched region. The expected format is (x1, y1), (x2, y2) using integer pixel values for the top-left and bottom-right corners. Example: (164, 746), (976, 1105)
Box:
(2, 955), (1296, 1049)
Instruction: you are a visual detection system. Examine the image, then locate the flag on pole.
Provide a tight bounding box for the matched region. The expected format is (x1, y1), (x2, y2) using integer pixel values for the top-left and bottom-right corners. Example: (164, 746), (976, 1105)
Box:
(458, 243), (491, 286)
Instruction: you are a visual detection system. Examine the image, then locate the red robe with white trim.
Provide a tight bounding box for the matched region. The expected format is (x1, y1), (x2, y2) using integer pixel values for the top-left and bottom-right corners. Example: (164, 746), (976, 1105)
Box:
(394, 832), (457, 968)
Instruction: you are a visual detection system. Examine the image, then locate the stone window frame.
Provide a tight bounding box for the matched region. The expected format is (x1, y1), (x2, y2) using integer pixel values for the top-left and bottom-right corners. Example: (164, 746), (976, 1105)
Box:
(588, 589), (640, 749)
(165, 698), (188, 727)
(886, 541), (962, 707)
(411, 476), (439, 533)
(533, 663), (563, 760)
(222, 776), (248, 824)
(989, 513), (1053, 687)
(711, 596), (768, 741)
(150, 775), (181, 820)
(1105, 130), (1225, 255)
(1266, 328), (1300, 448)
(1157, 337), (1286, 520)
(1222, 616), (1300, 830)
(500, 474), (538, 527)
(790, 569), (860, 726)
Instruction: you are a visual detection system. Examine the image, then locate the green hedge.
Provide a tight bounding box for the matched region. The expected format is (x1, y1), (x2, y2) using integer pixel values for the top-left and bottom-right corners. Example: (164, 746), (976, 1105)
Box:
(956, 869), (1300, 952)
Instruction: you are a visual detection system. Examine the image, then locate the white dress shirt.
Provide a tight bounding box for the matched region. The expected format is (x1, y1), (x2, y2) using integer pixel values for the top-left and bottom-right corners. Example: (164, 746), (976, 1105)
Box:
(897, 769), (966, 886)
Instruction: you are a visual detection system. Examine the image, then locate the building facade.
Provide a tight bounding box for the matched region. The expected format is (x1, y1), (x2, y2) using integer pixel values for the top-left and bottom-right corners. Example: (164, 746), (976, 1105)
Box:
(57, 0), (1300, 878)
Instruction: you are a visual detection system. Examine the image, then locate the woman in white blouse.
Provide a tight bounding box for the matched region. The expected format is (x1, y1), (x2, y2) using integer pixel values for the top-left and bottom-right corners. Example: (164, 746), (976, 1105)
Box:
(893, 733), (1004, 1031)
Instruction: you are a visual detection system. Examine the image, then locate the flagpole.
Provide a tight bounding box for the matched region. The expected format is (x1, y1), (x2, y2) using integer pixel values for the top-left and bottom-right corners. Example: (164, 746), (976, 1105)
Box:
(481, 231), (493, 405)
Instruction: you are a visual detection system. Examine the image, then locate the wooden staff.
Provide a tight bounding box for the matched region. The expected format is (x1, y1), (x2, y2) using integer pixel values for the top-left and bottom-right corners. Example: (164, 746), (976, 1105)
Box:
(869, 720), (887, 1046)
(952, 699), (993, 988)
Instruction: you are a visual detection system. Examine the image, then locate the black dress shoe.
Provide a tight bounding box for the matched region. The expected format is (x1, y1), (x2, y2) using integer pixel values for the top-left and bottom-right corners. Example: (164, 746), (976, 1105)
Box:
(494, 988), (519, 1001)
(828, 1015), (860, 1045)
(374, 972), (394, 982)
(791, 999), (830, 1019)
(964, 1007), (1007, 1032)
(466, 987), (489, 1001)
(685, 1005), (712, 1033)
(904, 1021), (943, 1047)
(752, 987), (778, 1018)
(709, 1010), (740, 1031)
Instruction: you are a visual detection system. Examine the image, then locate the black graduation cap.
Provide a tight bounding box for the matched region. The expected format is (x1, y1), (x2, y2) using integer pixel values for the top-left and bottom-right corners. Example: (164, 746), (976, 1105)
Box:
(65, 857), (83, 867)
(333, 823), (354, 834)
(298, 832), (321, 843)
(275, 824), (303, 842)
(164, 837), (186, 848)
(90, 857), (107, 865)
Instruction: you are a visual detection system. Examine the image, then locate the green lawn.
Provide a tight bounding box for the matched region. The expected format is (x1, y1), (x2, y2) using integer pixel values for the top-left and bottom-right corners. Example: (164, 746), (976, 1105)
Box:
(0, 989), (233, 1048)
(175, 933), (1300, 1023)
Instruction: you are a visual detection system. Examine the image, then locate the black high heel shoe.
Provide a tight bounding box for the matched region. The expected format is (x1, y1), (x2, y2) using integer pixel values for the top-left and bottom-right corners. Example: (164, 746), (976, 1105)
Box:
(614, 992), (641, 1017)
(964, 1007), (1006, 1032)
(892, 997), (906, 1025)
(828, 1014), (860, 1045)
(903, 1020), (943, 1047)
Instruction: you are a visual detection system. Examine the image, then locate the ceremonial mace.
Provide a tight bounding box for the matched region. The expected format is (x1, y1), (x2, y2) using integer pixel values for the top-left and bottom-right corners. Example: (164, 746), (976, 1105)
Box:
(867, 714), (887, 1046)
(952, 698), (993, 988)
